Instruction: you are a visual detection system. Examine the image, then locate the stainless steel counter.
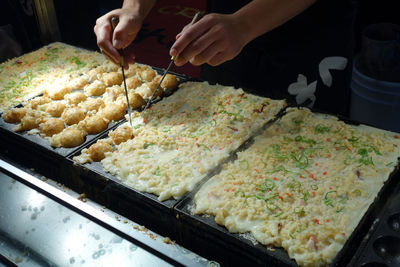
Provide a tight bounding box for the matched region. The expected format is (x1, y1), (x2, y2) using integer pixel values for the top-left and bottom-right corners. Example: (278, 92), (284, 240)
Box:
(0, 159), (215, 266)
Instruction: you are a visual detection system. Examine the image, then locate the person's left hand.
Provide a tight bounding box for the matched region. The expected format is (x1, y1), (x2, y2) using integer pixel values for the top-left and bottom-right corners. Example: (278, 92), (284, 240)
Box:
(170, 13), (248, 67)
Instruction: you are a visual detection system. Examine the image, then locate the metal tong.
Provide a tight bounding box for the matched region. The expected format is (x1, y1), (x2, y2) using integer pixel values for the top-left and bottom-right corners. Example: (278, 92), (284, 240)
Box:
(140, 11), (203, 117)
(110, 16), (133, 127)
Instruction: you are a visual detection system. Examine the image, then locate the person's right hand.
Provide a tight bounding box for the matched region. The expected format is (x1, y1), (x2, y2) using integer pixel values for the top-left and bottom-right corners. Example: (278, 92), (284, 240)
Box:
(94, 8), (144, 69)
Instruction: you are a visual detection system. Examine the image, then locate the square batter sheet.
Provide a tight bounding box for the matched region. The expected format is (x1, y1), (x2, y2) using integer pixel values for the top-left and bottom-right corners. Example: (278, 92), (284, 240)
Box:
(192, 107), (400, 267)
(74, 81), (287, 201)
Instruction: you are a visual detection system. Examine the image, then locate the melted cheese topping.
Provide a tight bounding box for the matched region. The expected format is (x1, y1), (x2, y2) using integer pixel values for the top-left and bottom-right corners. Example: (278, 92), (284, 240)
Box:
(78, 82), (286, 201)
(193, 107), (400, 267)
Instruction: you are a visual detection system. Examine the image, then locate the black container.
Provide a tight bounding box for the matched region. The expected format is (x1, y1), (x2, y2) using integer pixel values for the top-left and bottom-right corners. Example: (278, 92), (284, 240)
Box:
(0, 98), (123, 180)
(349, 180), (400, 267)
(64, 124), (179, 237)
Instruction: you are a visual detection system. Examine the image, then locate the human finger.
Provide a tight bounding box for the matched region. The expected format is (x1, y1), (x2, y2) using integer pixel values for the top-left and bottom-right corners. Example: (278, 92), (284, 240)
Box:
(95, 23), (120, 64)
(112, 15), (142, 49)
(208, 52), (230, 66)
(169, 19), (210, 61)
(177, 30), (218, 66)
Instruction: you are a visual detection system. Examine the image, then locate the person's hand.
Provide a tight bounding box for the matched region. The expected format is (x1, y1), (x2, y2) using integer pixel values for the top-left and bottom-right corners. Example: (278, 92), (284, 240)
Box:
(170, 13), (249, 67)
(94, 8), (144, 69)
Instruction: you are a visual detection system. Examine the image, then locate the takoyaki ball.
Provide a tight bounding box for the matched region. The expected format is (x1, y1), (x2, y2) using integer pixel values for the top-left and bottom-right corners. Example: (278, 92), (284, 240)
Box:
(13, 111), (43, 132)
(2, 108), (27, 123)
(64, 92), (87, 105)
(138, 67), (156, 82)
(160, 74), (179, 89)
(82, 98), (104, 112)
(46, 102), (66, 117)
(136, 81), (163, 99)
(27, 96), (51, 109)
(87, 141), (113, 162)
(78, 115), (109, 135)
(99, 60), (119, 72)
(102, 72), (123, 87)
(67, 76), (88, 90)
(115, 95), (128, 110)
(110, 125), (134, 145)
(105, 85), (124, 101)
(126, 76), (142, 90)
(86, 67), (104, 82)
(84, 80), (106, 96)
(124, 64), (139, 77)
(128, 92), (146, 110)
(58, 128), (86, 148)
(100, 103), (126, 122)
(39, 118), (65, 136)
(48, 85), (72, 100)
(62, 106), (86, 125)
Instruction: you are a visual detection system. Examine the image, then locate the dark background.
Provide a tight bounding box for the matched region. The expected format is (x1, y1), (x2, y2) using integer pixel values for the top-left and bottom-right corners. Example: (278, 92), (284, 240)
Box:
(1, 0), (399, 66)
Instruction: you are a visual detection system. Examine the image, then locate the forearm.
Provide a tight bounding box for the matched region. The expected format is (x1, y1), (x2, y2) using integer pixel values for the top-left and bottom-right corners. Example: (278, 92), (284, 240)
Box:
(122, 0), (157, 19)
(234, 0), (316, 45)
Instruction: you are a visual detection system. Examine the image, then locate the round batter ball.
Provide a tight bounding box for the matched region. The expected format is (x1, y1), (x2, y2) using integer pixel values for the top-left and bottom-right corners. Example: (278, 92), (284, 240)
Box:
(135, 81), (163, 99)
(138, 67), (156, 82)
(160, 74), (179, 89)
(86, 67), (104, 82)
(2, 108), (27, 123)
(126, 76), (142, 90)
(46, 102), (66, 117)
(64, 92), (87, 105)
(58, 128), (86, 148)
(102, 72), (123, 87)
(67, 76), (88, 90)
(48, 85), (72, 100)
(105, 85), (124, 101)
(62, 106), (86, 125)
(87, 141), (113, 162)
(13, 111), (43, 132)
(39, 118), (65, 136)
(100, 103), (126, 122)
(110, 125), (134, 145)
(128, 92), (146, 110)
(27, 96), (51, 109)
(99, 61), (119, 72)
(84, 80), (106, 96)
(78, 115), (109, 135)
(124, 65), (139, 77)
(82, 98), (104, 112)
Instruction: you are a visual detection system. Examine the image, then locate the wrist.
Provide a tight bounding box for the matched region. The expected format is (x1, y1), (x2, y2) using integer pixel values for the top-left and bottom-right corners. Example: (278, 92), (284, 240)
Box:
(122, 0), (156, 19)
(230, 12), (255, 47)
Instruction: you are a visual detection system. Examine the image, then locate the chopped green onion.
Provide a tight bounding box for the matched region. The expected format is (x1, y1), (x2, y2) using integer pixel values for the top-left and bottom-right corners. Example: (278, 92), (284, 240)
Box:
(311, 184), (318, 191)
(239, 159), (249, 170)
(292, 118), (303, 125)
(293, 207), (305, 216)
(143, 143), (155, 149)
(314, 124), (330, 133)
(161, 126), (170, 132)
(302, 191), (309, 203)
(324, 190), (337, 207)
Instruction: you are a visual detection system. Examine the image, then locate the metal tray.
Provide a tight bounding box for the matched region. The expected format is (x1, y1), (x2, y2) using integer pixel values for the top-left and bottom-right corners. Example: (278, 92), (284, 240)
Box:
(0, 101), (120, 157)
(64, 89), (288, 240)
(0, 65), (187, 176)
(173, 108), (400, 267)
(63, 127), (178, 238)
